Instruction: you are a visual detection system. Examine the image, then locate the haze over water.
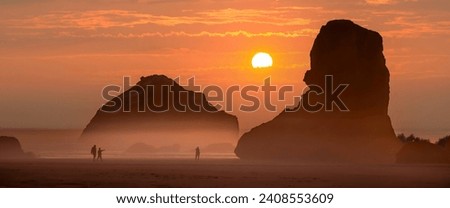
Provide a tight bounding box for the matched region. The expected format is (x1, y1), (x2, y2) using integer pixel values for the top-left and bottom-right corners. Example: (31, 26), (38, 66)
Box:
(0, 0), (449, 141)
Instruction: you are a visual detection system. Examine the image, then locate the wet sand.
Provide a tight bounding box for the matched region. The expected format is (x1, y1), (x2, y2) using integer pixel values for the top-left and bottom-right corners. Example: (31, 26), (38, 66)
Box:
(1, 159), (449, 188)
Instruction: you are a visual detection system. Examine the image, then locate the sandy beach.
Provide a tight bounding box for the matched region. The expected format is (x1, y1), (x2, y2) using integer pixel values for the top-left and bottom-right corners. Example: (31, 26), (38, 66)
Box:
(1, 159), (449, 188)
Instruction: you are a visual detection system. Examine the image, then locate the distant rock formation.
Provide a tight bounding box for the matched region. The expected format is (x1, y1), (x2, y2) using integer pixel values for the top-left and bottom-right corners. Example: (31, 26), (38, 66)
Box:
(203, 143), (235, 153)
(437, 136), (450, 160)
(0, 136), (27, 158)
(80, 75), (239, 149)
(157, 144), (181, 153)
(125, 143), (181, 154)
(235, 20), (401, 163)
(396, 141), (448, 164)
(446, 145), (450, 161)
(396, 134), (450, 164)
(125, 143), (157, 154)
(437, 135), (450, 147)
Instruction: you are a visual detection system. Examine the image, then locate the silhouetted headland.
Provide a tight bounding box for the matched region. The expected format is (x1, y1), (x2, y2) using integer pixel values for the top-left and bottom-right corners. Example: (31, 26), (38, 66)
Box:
(235, 20), (401, 163)
(396, 134), (450, 164)
(0, 136), (33, 159)
(80, 75), (239, 150)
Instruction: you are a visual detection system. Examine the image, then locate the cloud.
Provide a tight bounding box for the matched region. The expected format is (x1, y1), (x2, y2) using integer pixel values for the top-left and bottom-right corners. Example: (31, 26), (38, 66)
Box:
(365, 0), (417, 5)
(382, 16), (450, 38)
(3, 8), (311, 29)
(197, 8), (311, 26)
(55, 29), (318, 39)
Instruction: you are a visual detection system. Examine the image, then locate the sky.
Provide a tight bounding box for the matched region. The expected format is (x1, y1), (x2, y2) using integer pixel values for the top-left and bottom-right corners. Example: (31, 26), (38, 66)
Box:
(0, 0), (449, 140)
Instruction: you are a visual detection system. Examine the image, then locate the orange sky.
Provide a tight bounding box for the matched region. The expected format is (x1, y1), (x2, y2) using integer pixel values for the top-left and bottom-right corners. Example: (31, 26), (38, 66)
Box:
(0, 0), (449, 140)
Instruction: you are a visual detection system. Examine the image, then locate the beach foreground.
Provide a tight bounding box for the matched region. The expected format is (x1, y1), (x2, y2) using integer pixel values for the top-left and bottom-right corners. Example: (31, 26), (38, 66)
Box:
(1, 159), (449, 188)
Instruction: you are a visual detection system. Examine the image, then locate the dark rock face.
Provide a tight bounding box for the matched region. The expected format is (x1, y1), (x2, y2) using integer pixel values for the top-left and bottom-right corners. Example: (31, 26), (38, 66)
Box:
(235, 20), (400, 163)
(306, 20), (389, 116)
(0, 136), (25, 158)
(396, 141), (448, 164)
(80, 75), (239, 149)
(446, 145), (450, 161)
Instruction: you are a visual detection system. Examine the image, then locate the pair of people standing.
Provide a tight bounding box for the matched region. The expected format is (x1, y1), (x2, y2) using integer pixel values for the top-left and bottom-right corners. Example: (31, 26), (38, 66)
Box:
(90, 145), (105, 161)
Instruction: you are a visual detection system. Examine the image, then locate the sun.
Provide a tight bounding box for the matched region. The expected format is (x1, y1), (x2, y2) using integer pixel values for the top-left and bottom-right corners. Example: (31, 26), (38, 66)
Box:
(252, 52), (273, 69)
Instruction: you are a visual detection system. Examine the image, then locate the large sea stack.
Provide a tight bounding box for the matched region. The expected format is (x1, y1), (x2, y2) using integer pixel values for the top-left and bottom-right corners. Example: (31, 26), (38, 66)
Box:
(235, 20), (401, 163)
(80, 75), (239, 149)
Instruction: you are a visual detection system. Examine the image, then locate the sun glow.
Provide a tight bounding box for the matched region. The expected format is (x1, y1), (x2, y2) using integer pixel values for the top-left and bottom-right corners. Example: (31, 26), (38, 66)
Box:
(252, 52), (273, 68)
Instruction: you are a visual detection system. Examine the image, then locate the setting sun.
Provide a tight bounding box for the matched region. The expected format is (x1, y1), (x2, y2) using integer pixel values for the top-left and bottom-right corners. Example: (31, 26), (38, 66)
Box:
(252, 52), (273, 68)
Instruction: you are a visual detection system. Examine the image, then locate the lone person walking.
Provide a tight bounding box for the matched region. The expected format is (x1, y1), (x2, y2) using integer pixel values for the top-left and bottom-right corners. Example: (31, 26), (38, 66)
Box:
(90, 145), (97, 161)
(195, 146), (200, 160)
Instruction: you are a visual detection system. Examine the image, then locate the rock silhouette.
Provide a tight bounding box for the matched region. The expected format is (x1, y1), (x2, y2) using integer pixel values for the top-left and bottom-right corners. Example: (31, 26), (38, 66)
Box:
(396, 141), (448, 164)
(203, 143), (235, 153)
(125, 143), (157, 154)
(438, 136), (450, 161)
(437, 135), (450, 147)
(396, 134), (450, 164)
(235, 20), (401, 163)
(0, 136), (27, 158)
(80, 75), (239, 149)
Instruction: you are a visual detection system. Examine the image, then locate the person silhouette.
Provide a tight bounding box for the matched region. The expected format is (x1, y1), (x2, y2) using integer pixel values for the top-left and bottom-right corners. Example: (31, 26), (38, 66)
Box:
(97, 148), (105, 161)
(90, 145), (97, 161)
(195, 146), (200, 160)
